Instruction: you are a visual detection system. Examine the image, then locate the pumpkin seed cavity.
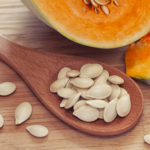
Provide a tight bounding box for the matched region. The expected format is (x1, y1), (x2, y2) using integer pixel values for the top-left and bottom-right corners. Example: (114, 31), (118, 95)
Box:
(83, 0), (119, 15)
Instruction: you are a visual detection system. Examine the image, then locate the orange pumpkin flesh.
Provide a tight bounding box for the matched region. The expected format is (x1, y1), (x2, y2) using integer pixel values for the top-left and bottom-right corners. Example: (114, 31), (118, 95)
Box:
(125, 33), (150, 84)
(31, 0), (150, 48)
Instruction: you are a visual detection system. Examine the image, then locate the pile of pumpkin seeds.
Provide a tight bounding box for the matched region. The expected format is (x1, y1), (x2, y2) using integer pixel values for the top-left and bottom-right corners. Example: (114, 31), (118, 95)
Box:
(50, 63), (131, 123)
(0, 82), (48, 138)
(83, 0), (119, 15)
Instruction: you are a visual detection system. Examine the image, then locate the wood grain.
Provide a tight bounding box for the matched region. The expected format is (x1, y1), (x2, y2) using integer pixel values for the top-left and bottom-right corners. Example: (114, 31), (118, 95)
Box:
(0, 0), (150, 149)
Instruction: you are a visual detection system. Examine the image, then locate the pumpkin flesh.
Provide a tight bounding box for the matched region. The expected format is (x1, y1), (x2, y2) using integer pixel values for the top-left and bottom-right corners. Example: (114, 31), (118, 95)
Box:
(125, 33), (150, 85)
(31, 0), (150, 48)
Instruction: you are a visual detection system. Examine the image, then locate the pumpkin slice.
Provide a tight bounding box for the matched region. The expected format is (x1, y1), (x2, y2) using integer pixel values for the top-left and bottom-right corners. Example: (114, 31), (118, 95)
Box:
(125, 33), (150, 85)
(22, 0), (150, 48)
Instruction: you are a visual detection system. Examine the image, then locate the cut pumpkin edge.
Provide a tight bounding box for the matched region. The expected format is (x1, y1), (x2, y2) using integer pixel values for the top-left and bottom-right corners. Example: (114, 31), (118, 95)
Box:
(22, 0), (150, 49)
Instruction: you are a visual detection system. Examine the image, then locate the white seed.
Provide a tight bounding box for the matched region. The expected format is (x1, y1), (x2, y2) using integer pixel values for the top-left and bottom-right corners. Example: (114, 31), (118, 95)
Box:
(86, 84), (112, 99)
(15, 102), (32, 125)
(65, 93), (81, 109)
(73, 100), (87, 111)
(26, 125), (48, 138)
(75, 88), (91, 100)
(57, 88), (76, 98)
(117, 94), (131, 117)
(50, 78), (69, 93)
(58, 67), (71, 79)
(144, 134), (150, 145)
(94, 8), (99, 14)
(86, 100), (108, 109)
(104, 99), (117, 123)
(119, 88), (128, 97)
(90, 0), (99, 7)
(60, 99), (68, 108)
(73, 105), (99, 122)
(101, 5), (110, 15)
(109, 85), (120, 101)
(95, 0), (111, 5)
(0, 82), (16, 96)
(80, 64), (103, 78)
(113, 0), (119, 6)
(108, 75), (124, 85)
(83, 0), (90, 5)
(65, 80), (73, 88)
(67, 70), (80, 78)
(0, 114), (4, 128)
(99, 109), (104, 119)
(70, 77), (94, 89)
(94, 70), (109, 85)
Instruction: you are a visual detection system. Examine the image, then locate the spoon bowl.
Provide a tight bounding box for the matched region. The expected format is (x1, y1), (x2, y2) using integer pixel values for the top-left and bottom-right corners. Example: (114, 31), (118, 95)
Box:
(0, 36), (143, 136)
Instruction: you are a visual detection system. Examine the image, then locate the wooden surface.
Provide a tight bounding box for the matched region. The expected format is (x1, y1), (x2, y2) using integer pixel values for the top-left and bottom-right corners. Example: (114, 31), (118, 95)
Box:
(0, 0), (149, 149)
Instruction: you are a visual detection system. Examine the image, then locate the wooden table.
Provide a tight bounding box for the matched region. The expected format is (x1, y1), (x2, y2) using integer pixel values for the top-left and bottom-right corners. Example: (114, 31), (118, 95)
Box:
(0, 0), (150, 150)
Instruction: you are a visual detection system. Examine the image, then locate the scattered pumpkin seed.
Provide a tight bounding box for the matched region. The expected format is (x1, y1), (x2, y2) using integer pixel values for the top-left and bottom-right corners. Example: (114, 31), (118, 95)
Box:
(0, 82), (16, 96)
(144, 134), (150, 145)
(26, 125), (48, 138)
(0, 114), (4, 128)
(15, 102), (32, 125)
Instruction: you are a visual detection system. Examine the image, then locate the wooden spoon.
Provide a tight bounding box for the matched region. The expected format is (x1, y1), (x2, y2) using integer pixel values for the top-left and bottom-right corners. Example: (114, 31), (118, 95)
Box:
(0, 36), (143, 136)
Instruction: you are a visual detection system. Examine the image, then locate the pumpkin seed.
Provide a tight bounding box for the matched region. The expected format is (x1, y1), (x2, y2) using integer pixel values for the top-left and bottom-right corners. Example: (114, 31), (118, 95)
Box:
(144, 134), (150, 145)
(70, 77), (94, 88)
(26, 125), (48, 138)
(86, 100), (108, 109)
(94, 70), (109, 85)
(60, 99), (68, 108)
(119, 88), (128, 97)
(73, 105), (99, 122)
(80, 64), (103, 78)
(73, 100), (87, 111)
(65, 93), (81, 109)
(113, 0), (119, 6)
(57, 88), (76, 98)
(101, 5), (110, 15)
(75, 88), (91, 100)
(50, 78), (69, 93)
(0, 82), (16, 96)
(108, 75), (124, 85)
(109, 85), (120, 101)
(99, 109), (104, 119)
(86, 84), (112, 99)
(15, 102), (32, 125)
(95, 0), (111, 5)
(104, 99), (117, 122)
(58, 67), (71, 79)
(83, 0), (90, 5)
(65, 80), (73, 88)
(90, 0), (99, 7)
(94, 8), (99, 14)
(116, 94), (131, 117)
(67, 70), (80, 78)
(0, 114), (4, 128)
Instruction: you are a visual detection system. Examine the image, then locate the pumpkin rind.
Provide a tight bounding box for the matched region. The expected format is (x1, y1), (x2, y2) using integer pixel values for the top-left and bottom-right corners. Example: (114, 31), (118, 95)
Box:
(22, 0), (150, 49)
(125, 33), (150, 85)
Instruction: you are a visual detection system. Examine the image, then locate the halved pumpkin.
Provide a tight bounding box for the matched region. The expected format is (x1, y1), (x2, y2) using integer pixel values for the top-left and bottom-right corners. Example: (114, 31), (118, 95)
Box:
(125, 33), (150, 85)
(22, 0), (150, 48)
